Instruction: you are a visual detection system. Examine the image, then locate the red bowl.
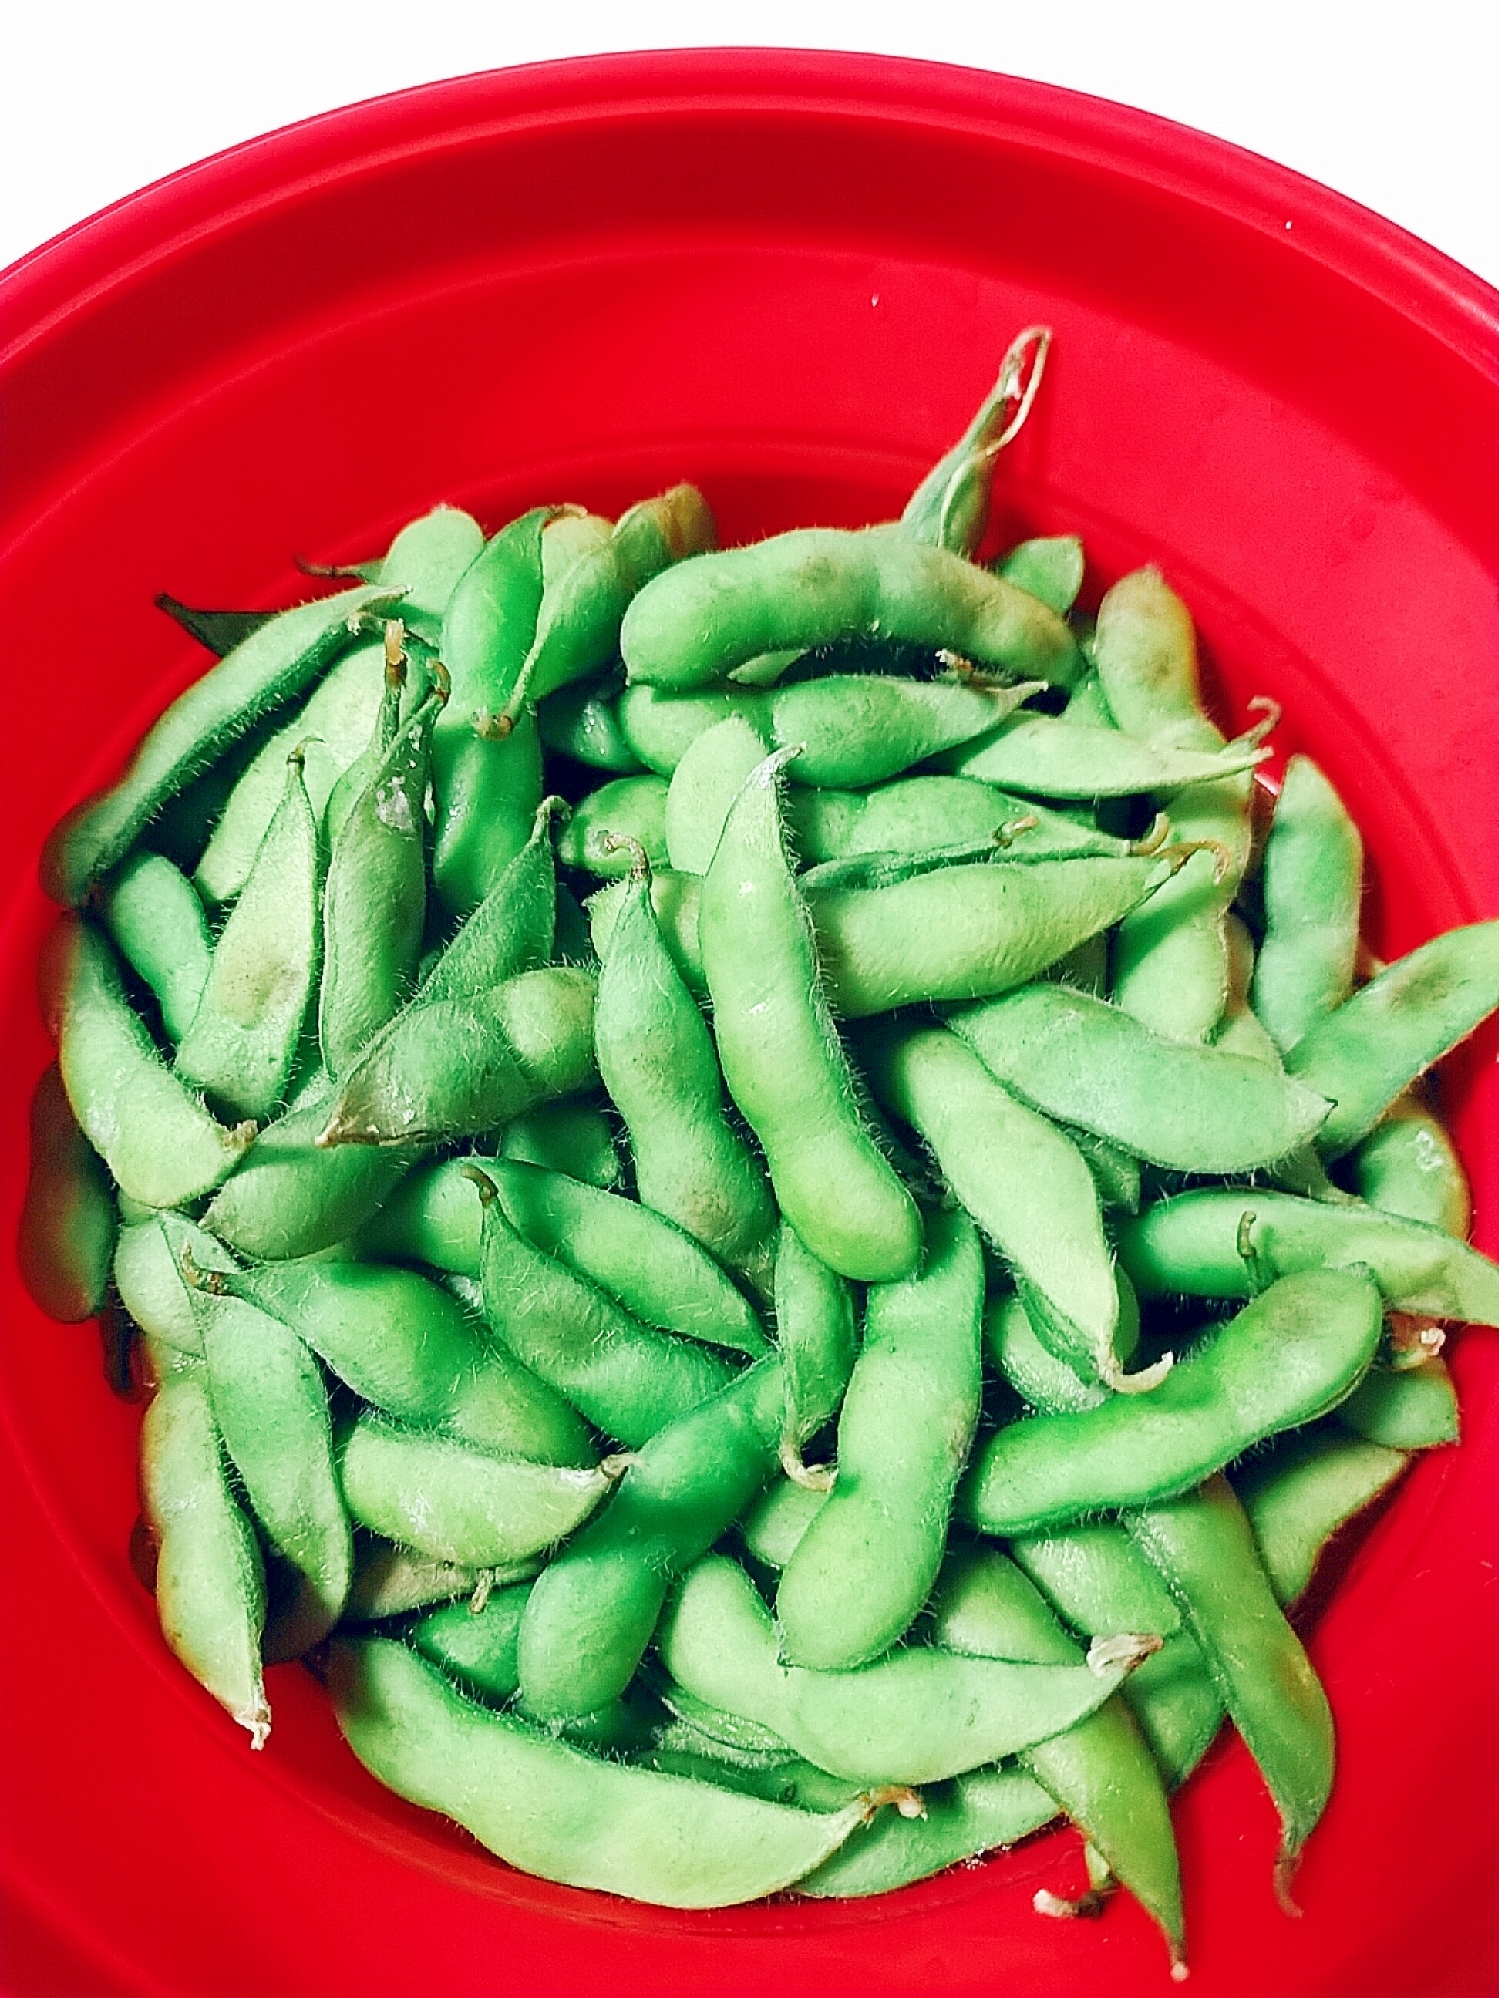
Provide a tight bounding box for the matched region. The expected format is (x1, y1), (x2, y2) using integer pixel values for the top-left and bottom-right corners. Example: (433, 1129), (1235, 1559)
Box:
(2, 51), (1496, 1998)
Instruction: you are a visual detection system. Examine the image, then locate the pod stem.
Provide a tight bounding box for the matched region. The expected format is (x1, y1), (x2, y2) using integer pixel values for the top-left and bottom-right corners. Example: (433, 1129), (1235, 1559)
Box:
(858, 1784), (926, 1824)
(459, 1163), (498, 1207)
(1085, 1631), (1164, 1676)
(1273, 1848), (1304, 1919)
(778, 1435), (837, 1492)
(601, 833), (651, 882)
(1101, 1350), (1175, 1396)
(1130, 812), (1172, 857)
(178, 1247), (228, 1296)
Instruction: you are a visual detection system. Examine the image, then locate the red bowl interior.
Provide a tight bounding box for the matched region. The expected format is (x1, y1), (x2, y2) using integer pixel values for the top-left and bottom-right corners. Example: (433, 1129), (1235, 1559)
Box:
(2, 50), (1496, 1998)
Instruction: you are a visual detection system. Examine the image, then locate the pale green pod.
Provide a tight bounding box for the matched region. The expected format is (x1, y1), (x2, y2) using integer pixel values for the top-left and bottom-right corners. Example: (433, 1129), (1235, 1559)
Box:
(329, 1637), (869, 1909)
(1234, 1430), (1408, 1607)
(501, 1100), (622, 1188)
(941, 713), (1268, 797)
(99, 851), (212, 1042)
(556, 774), (669, 878)
(995, 535), (1087, 616)
(113, 1211), (238, 1377)
(141, 1371), (270, 1747)
(664, 714), (770, 874)
(1252, 754), (1364, 1053)
(194, 634), (388, 903)
(901, 329), (1052, 556)
(1336, 1357), (1460, 1450)
(797, 1765), (1059, 1899)
(19, 1062), (116, 1324)
(54, 917), (252, 1209)
(176, 750), (322, 1120)
(774, 1222), (860, 1455)
(376, 505), (485, 640)
(337, 1413), (613, 1567)
(343, 1539), (539, 1623)
(1352, 1097), (1472, 1238)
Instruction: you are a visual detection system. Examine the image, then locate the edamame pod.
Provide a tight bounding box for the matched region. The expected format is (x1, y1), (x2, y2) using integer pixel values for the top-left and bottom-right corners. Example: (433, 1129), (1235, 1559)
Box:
(336, 1412), (613, 1566)
(430, 709), (544, 921)
(329, 1637), (870, 1908)
(932, 1547), (1185, 1974)
(43, 585), (397, 906)
(619, 673), (1040, 787)
(664, 714), (769, 875)
(99, 852), (212, 1042)
(1284, 920), (1499, 1156)
(556, 774), (669, 877)
(374, 504), (484, 641)
(141, 1371), (270, 1746)
(740, 1476), (829, 1571)
(517, 1357), (786, 1717)
(176, 748), (322, 1120)
(202, 1082), (413, 1260)
(318, 677), (443, 1079)
(538, 674), (645, 773)
(784, 774), (1120, 870)
(54, 917), (252, 1209)
(620, 528), (1081, 690)
(1127, 1476), (1335, 1891)
(187, 1266), (351, 1656)
(1352, 1098), (1471, 1237)
(776, 1207), (983, 1669)
(985, 1277), (1141, 1417)
(595, 853), (777, 1288)
(19, 1063), (116, 1323)
(995, 534), (1086, 617)
(900, 327), (1051, 556)
(701, 751), (920, 1284)
(1234, 1430), (1408, 1607)
(941, 712), (1267, 797)
(412, 1583), (531, 1702)
(195, 632), (389, 902)
(964, 1268), (1383, 1535)
(659, 1555), (1136, 1786)
(860, 1023), (1127, 1389)
(1119, 1188), (1499, 1324)
(501, 1099), (622, 1186)
(774, 1223), (860, 1471)
(949, 983), (1332, 1172)
(797, 1765), (1059, 1899)
(1336, 1357), (1460, 1449)
(417, 795), (561, 1008)
(317, 965), (598, 1148)
(471, 1169), (735, 1447)
(1252, 755), (1363, 1052)
(344, 1539), (538, 1623)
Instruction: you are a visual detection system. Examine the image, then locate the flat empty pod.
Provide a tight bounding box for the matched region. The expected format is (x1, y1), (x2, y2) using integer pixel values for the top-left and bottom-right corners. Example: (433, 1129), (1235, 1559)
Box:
(775, 1206), (984, 1670)
(700, 749), (920, 1285)
(940, 712), (1267, 797)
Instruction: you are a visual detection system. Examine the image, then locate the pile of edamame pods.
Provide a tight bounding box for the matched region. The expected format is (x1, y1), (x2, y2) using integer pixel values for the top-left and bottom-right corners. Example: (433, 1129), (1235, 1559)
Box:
(23, 328), (1499, 1972)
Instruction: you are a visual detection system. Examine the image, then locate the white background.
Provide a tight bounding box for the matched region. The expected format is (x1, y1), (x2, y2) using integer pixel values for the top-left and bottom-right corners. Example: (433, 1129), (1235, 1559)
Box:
(6, 0), (1498, 292)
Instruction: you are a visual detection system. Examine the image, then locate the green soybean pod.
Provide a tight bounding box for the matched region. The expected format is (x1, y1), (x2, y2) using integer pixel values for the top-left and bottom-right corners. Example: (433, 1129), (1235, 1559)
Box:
(620, 528), (1081, 691)
(985, 1277), (1141, 1417)
(1283, 920), (1499, 1157)
(594, 851), (777, 1290)
(186, 1266), (352, 1658)
(701, 750), (920, 1285)
(901, 327), (1052, 556)
(99, 851), (212, 1043)
(43, 585), (397, 908)
(318, 676), (443, 1079)
(797, 1764), (1060, 1900)
(860, 1022), (1129, 1390)
(948, 983), (1332, 1173)
(1234, 1429), (1408, 1608)
(329, 1637), (870, 1908)
(1128, 1475), (1335, 1899)
(1214, 911), (1284, 1067)
(995, 535), (1087, 617)
(932, 1547), (1185, 1975)
(54, 917), (253, 1209)
(418, 795), (562, 1008)
(940, 712), (1268, 798)
(431, 707), (545, 923)
(176, 748), (322, 1121)
(964, 1268), (1383, 1537)
(202, 1082), (414, 1260)
(501, 1100), (622, 1187)
(784, 775), (1106, 870)
(616, 684), (763, 775)
(1336, 1357), (1460, 1450)
(195, 633), (390, 903)
(337, 1412), (613, 1567)
(538, 676), (645, 774)
(586, 868), (705, 993)
(659, 1554), (1136, 1787)
(740, 1477), (830, 1571)
(19, 1063), (116, 1323)
(1352, 1098), (1472, 1238)
(664, 714), (770, 875)
(113, 1211), (239, 1378)
(498, 485), (718, 727)
(471, 1168), (735, 1447)
(374, 505), (485, 641)
(317, 964), (598, 1149)
(223, 1253), (593, 1467)
(775, 1206), (983, 1670)
(556, 775), (670, 878)
(321, 640), (408, 851)
(813, 852), (1190, 1019)
(1252, 755), (1364, 1052)
(774, 1223), (860, 1476)
(411, 1582), (532, 1702)
(1117, 1188), (1499, 1325)
(141, 1370), (270, 1747)
(517, 1356), (786, 1719)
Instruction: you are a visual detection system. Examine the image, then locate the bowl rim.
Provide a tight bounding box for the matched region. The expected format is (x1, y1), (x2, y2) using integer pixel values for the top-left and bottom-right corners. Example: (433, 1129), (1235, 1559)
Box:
(3, 48), (1497, 378)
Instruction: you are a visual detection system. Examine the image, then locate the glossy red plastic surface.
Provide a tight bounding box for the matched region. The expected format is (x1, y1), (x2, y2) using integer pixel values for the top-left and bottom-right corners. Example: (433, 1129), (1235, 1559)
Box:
(2, 50), (1496, 1998)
